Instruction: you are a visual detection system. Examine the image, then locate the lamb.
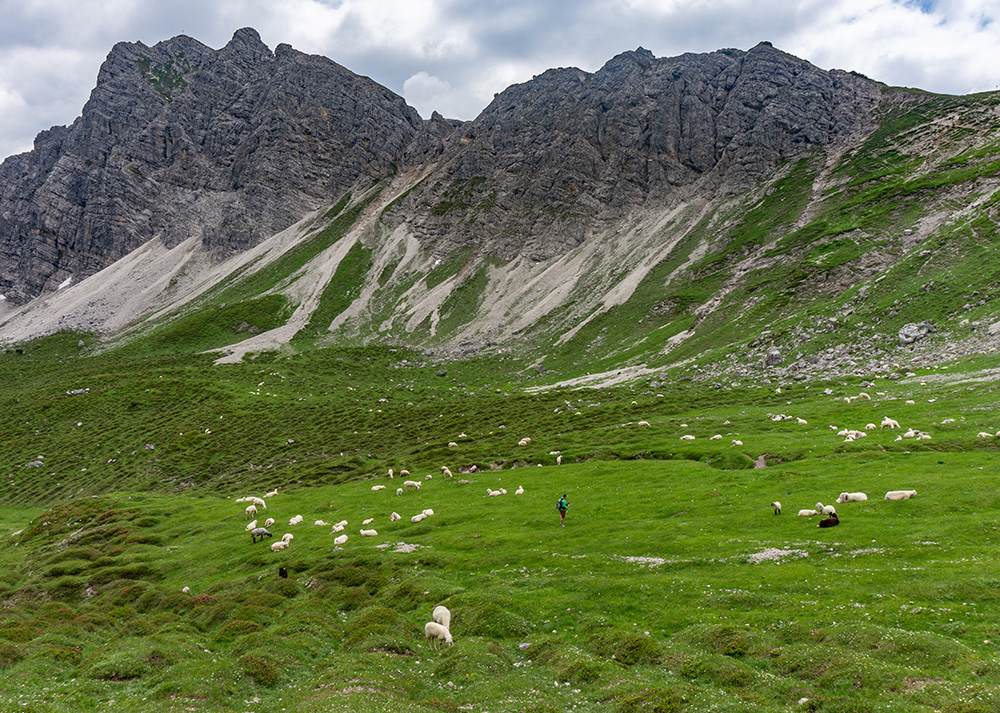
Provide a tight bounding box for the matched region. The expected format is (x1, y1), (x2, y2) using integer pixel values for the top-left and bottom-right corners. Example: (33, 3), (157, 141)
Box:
(885, 490), (917, 501)
(333, 534), (348, 545)
(264, 518), (275, 527)
(250, 527), (272, 543)
(390, 512), (402, 521)
(881, 417), (900, 429)
(731, 440), (743, 447)
(281, 533), (294, 543)
(441, 466), (453, 477)
(836, 492), (868, 503)
(245, 504), (258, 519)
(771, 501), (781, 515)
(636, 420), (651, 427)
(515, 486), (524, 495)
(331, 524), (345, 533)
(815, 503), (836, 515)
(818, 513), (840, 528)
(680, 435), (696, 441)
(372, 485), (387, 491)
(245, 519), (258, 531)
(289, 515), (304, 525)
(432, 605), (451, 629)
(797, 509), (818, 517)
(424, 621), (453, 649)
(403, 480), (421, 490)
(388, 468), (394, 478)
(314, 520), (329, 527)
(270, 541), (288, 552)
(411, 513), (428, 523)
(397, 488), (403, 496)
(362, 518), (375, 526)
(360, 529), (378, 537)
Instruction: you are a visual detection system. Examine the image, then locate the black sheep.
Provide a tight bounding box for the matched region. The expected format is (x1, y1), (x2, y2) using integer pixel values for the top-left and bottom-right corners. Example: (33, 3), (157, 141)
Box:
(818, 513), (840, 528)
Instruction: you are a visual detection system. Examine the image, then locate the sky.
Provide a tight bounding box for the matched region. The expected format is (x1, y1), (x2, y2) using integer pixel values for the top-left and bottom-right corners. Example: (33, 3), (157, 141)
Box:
(1, 0), (999, 161)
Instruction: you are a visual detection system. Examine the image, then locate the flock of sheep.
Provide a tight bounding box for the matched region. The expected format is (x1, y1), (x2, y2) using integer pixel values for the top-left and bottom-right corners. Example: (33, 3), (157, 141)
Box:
(771, 488), (917, 528)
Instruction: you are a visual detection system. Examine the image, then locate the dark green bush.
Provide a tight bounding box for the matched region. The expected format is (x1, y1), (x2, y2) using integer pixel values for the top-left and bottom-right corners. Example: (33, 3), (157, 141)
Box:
(240, 654), (279, 686)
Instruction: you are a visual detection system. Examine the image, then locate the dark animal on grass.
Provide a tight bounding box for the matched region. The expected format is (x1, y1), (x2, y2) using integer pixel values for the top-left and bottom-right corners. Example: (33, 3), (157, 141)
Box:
(251, 527), (272, 543)
(818, 513), (840, 528)
(279, 567), (287, 578)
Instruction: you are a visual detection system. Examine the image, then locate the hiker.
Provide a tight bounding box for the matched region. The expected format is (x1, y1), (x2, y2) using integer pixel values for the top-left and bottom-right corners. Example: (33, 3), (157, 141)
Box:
(557, 494), (569, 526)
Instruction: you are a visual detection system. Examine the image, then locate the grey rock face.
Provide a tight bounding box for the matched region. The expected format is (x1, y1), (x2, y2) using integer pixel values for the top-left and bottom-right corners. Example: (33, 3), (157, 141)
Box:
(387, 42), (888, 262)
(0, 28), (428, 304)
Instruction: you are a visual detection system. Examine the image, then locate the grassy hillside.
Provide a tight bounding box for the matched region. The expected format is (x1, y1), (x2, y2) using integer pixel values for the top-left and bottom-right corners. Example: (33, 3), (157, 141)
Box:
(3, 335), (1000, 711)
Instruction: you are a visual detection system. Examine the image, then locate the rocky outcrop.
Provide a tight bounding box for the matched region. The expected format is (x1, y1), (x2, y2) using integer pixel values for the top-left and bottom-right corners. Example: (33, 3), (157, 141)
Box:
(0, 28), (429, 304)
(386, 42), (890, 262)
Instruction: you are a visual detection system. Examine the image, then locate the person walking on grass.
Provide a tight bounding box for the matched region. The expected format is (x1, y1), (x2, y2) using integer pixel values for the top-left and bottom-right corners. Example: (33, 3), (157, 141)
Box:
(557, 494), (569, 526)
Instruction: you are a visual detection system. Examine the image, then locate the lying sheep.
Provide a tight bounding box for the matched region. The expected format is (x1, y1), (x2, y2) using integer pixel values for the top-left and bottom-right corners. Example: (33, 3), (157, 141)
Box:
(362, 518), (375, 526)
(360, 529), (378, 537)
(636, 420), (651, 427)
(680, 435), (696, 441)
(315, 520), (329, 527)
(390, 512), (402, 521)
(250, 527), (272, 543)
(885, 490), (917, 501)
(396, 488), (403, 496)
(333, 534), (348, 545)
(245, 519), (258, 531)
(515, 486), (524, 495)
(282, 533), (294, 543)
(423, 508), (434, 516)
(411, 513), (428, 523)
(433, 605), (451, 629)
(425, 621), (453, 649)
(818, 513), (840, 528)
(731, 439), (743, 447)
(264, 489), (278, 498)
(486, 489), (503, 497)
(797, 509), (818, 517)
(270, 541), (288, 552)
(518, 438), (530, 447)
(289, 515), (304, 525)
(372, 485), (387, 491)
(836, 492), (868, 503)
(264, 518), (275, 528)
(331, 524), (345, 533)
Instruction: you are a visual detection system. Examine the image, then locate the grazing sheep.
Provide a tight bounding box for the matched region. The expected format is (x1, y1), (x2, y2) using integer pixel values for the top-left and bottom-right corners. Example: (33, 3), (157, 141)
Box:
(771, 501), (781, 515)
(680, 435), (696, 441)
(858, 392), (871, 400)
(424, 621), (453, 649)
(637, 420), (651, 427)
(245, 519), (258, 531)
(271, 541), (288, 552)
(182, 586), (190, 593)
(836, 492), (868, 503)
(441, 466), (453, 477)
(315, 520), (329, 527)
(818, 513), (840, 528)
(556, 455), (562, 465)
(448, 441), (459, 448)
(881, 417), (900, 429)
(865, 423), (877, 430)
(390, 512), (402, 521)
(885, 490), (917, 501)
(334, 534), (348, 545)
(282, 533), (294, 543)
(797, 509), (818, 517)
(433, 605), (451, 629)
(515, 485), (524, 495)
(403, 480), (421, 490)
(362, 518), (375, 526)
(264, 518), (275, 527)
(388, 468), (394, 478)
(250, 527), (272, 543)
(400, 469), (410, 477)
(372, 485), (387, 491)
(360, 529), (378, 537)
(518, 438), (530, 447)
(425, 474), (433, 480)
(245, 504), (258, 519)
(289, 515), (304, 525)
(397, 488), (403, 496)
(251, 497), (266, 510)
(411, 513), (428, 523)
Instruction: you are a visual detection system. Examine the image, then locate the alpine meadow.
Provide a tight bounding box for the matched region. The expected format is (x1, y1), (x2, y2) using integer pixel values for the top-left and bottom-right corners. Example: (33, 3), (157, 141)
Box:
(2, 28), (1000, 713)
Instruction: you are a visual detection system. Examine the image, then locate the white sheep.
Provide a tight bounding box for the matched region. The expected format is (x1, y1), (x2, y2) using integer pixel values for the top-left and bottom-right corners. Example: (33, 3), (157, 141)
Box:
(881, 417), (900, 429)
(441, 466), (453, 477)
(448, 441), (458, 448)
(264, 489), (278, 498)
(518, 438), (530, 447)
(424, 621), (453, 649)
(403, 480), (421, 490)
(411, 513), (428, 523)
(486, 489), (502, 497)
(425, 474), (433, 480)
(330, 524), (344, 533)
(433, 605), (451, 629)
(251, 497), (266, 510)
(245, 519), (258, 531)
(372, 485), (387, 491)
(905, 400), (915, 405)
(637, 420), (651, 427)
(362, 518), (375, 526)
(796, 418), (808, 425)
(388, 468), (394, 478)
(360, 529), (378, 537)
(270, 541), (288, 552)
(399, 469), (410, 477)
(556, 455), (562, 465)
(334, 534), (348, 545)
(680, 435), (695, 441)
(978, 432), (994, 438)
(335, 520), (347, 528)
(397, 488), (403, 496)
(315, 520), (329, 527)
(885, 490), (917, 500)
(422, 508), (434, 516)
(390, 512), (402, 521)
(731, 440), (743, 447)
(264, 518), (275, 527)
(245, 504), (257, 519)
(797, 509), (818, 517)
(709, 434), (722, 440)
(281, 533), (294, 543)
(865, 423), (877, 430)
(836, 492), (868, 503)
(515, 486), (524, 495)
(289, 515), (304, 525)
(917, 433), (932, 440)
(771, 501), (781, 515)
